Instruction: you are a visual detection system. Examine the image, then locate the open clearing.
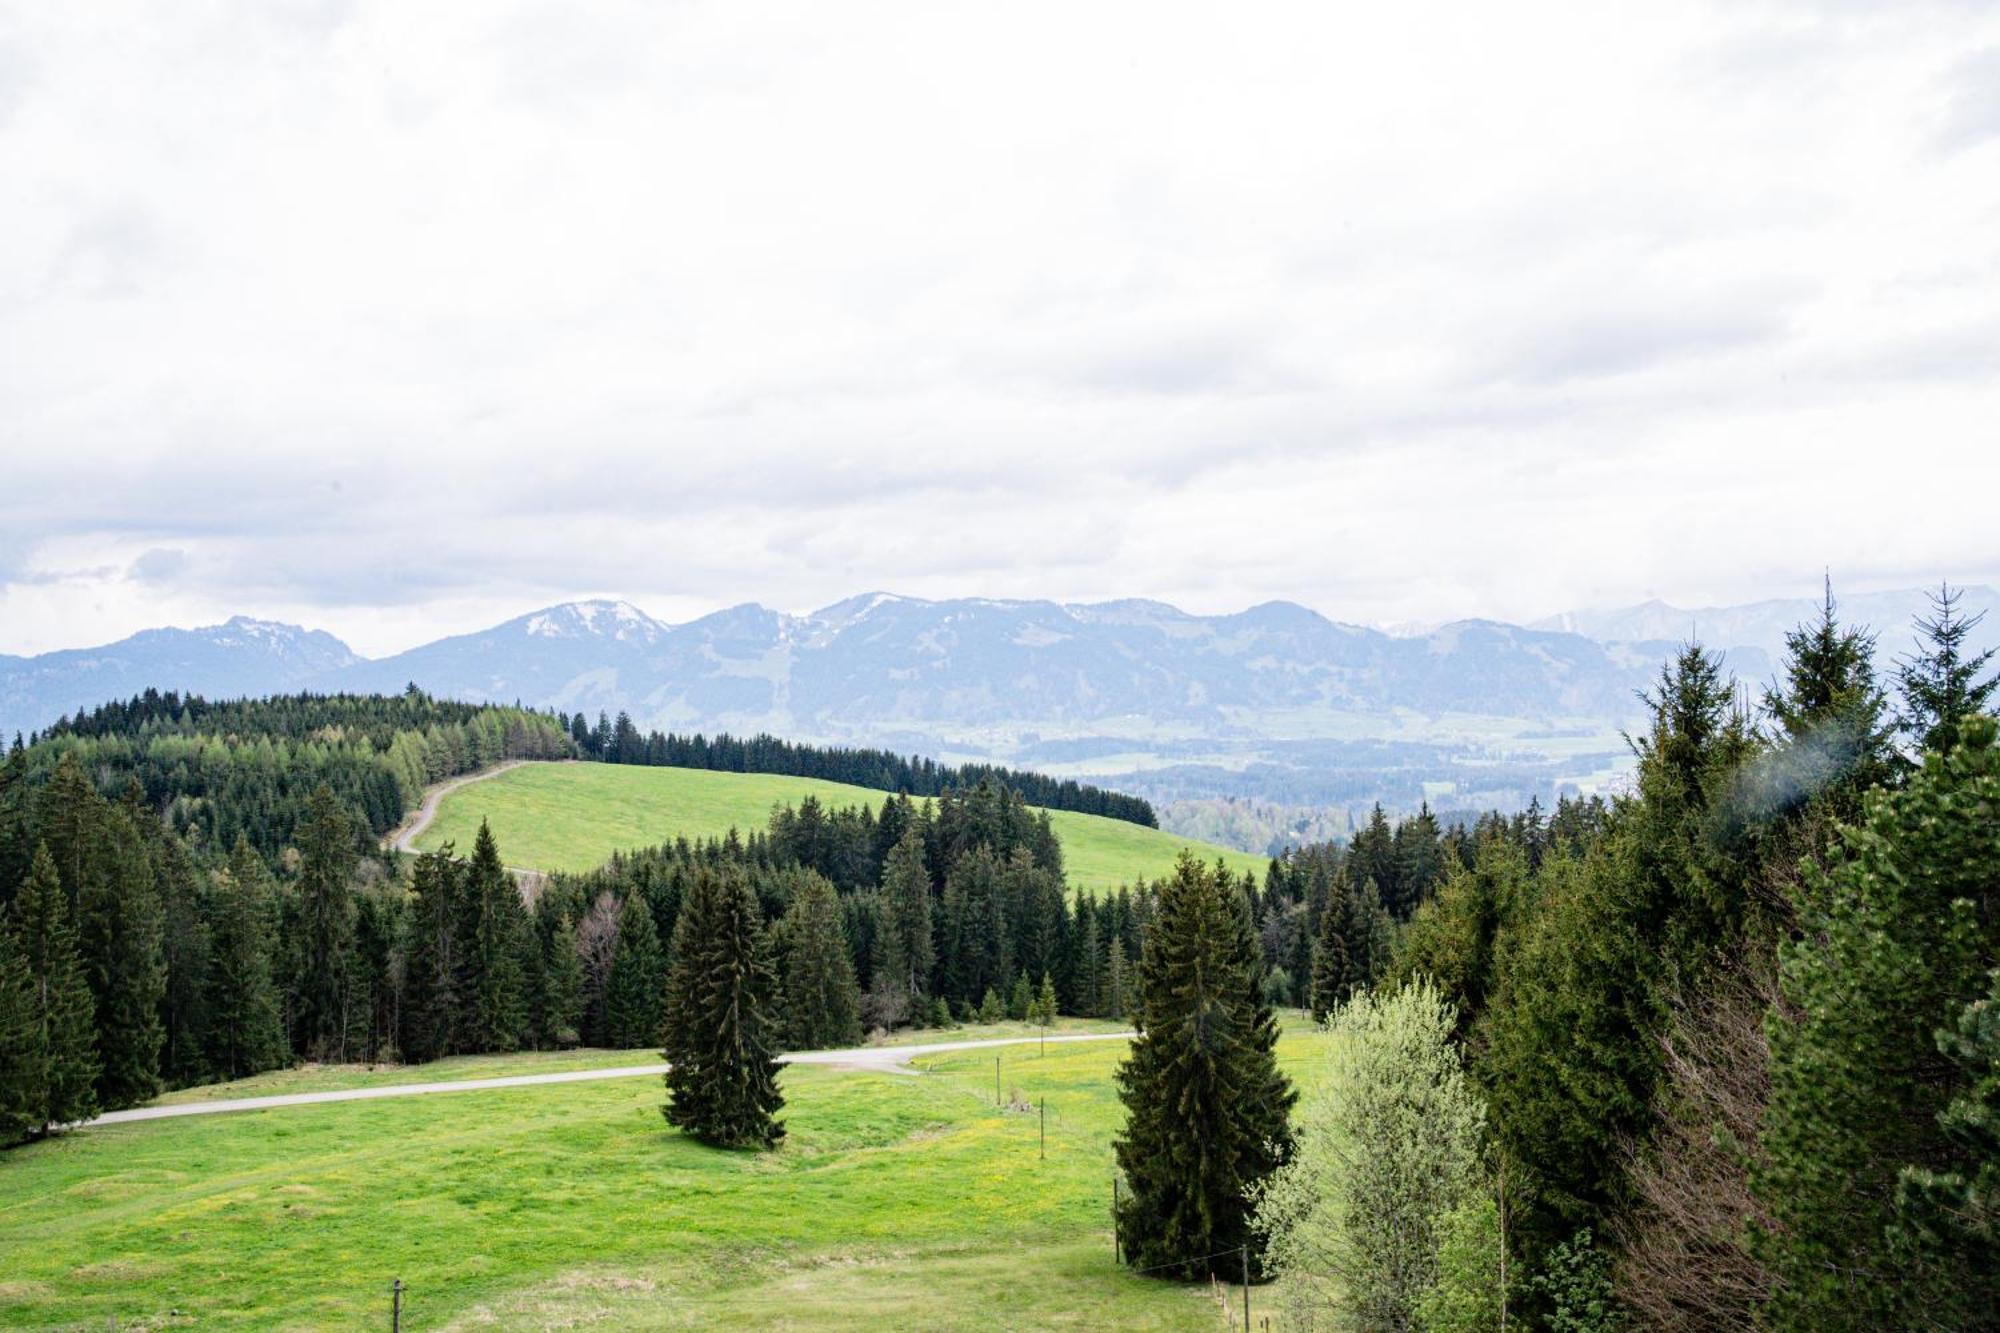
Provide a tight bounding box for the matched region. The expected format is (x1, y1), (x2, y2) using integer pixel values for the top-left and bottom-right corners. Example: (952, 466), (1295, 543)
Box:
(0, 1021), (1326, 1330)
(409, 761), (1268, 892)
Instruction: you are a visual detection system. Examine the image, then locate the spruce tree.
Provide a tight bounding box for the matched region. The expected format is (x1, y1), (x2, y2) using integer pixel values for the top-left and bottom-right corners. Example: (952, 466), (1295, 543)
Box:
(0, 926), (40, 1144)
(1758, 579), (1896, 817)
(203, 848), (287, 1080)
(151, 833), (212, 1087)
(1898, 582), (1998, 755)
(604, 890), (665, 1048)
(1074, 905), (1103, 1017)
(463, 820), (527, 1052)
(294, 785), (357, 1059)
(1115, 853), (1295, 1278)
(1034, 972), (1059, 1027)
(1308, 873), (1351, 1022)
(1754, 716), (2000, 1330)
(398, 846), (461, 1063)
(1008, 972), (1033, 1022)
(877, 827), (934, 1004)
(7, 844), (98, 1133)
(662, 867), (785, 1149)
(778, 871), (861, 1050)
(80, 809), (164, 1107)
(542, 912), (585, 1047)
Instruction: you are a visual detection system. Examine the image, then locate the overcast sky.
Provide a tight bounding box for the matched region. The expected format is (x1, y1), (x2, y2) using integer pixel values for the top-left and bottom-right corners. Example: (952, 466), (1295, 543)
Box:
(3, 1), (1998, 657)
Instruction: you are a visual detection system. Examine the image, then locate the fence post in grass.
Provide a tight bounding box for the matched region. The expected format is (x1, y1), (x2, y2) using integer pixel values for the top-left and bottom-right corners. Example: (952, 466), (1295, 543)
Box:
(995, 1054), (1001, 1107)
(1039, 1097), (1045, 1160)
(1112, 1177), (1121, 1264)
(1240, 1247), (1250, 1332)
(390, 1277), (403, 1332)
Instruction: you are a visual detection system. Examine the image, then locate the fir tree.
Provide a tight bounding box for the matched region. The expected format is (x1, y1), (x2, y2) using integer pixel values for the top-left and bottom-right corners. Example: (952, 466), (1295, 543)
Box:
(542, 912), (585, 1047)
(398, 846), (461, 1063)
(79, 809), (164, 1107)
(977, 987), (1005, 1024)
(294, 785), (357, 1059)
(1008, 972), (1033, 1021)
(7, 844), (98, 1134)
(152, 834), (213, 1088)
(662, 867), (785, 1149)
(604, 889), (665, 1048)
(1754, 715), (2000, 1330)
(1309, 868), (1352, 1021)
(0, 926), (40, 1143)
(1898, 582), (1998, 755)
(777, 871), (860, 1050)
(463, 820), (528, 1052)
(1105, 938), (1129, 1020)
(1756, 579), (1896, 818)
(877, 827), (934, 1005)
(1115, 853), (1295, 1278)
(203, 845), (287, 1080)
(1074, 905), (1103, 1017)
(1034, 972), (1059, 1027)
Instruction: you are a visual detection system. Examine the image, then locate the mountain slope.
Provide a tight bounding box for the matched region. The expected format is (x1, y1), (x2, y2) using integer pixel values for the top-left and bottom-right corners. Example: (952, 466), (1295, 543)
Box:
(0, 617), (358, 740)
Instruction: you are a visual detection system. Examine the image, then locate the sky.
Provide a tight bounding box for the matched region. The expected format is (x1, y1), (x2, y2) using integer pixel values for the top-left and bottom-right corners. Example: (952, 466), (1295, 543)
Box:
(3, 1), (1998, 658)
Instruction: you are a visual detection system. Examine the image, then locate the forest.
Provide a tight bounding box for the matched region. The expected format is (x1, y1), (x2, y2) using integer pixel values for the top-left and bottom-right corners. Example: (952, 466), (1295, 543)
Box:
(2, 586), (1996, 1329)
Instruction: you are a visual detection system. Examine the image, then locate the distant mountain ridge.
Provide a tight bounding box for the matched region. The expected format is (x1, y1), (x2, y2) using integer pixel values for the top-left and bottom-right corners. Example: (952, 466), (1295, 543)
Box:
(5, 587), (1986, 825)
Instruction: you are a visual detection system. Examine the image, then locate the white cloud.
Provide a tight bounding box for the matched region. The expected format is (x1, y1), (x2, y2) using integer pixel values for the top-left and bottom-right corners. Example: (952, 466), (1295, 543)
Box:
(1, 0), (1997, 656)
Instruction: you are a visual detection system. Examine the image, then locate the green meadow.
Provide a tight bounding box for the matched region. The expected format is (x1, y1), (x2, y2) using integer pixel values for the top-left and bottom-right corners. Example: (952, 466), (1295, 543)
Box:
(0, 1022), (1326, 1330)
(411, 762), (1267, 892)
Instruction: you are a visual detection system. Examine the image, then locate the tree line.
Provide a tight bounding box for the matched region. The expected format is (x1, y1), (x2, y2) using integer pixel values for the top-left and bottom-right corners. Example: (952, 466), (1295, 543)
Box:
(1107, 582), (2000, 1330)
(560, 711), (1158, 826)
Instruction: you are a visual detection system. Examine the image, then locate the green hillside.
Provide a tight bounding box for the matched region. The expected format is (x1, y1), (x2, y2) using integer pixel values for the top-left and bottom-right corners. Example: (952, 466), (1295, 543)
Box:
(0, 1026), (1323, 1328)
(413, 762), (1265, 892)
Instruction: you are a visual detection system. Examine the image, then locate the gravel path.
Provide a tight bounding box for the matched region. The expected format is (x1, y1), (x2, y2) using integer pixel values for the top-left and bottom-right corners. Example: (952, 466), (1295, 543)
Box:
(82, 1032), (1136, 1128)
(382, 759), (535, 857)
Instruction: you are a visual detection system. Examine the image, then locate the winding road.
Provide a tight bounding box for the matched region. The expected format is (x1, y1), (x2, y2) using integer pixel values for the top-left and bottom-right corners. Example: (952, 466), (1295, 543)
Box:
(81, 1032), (1137, 1129)
(383, 759), (537, 858)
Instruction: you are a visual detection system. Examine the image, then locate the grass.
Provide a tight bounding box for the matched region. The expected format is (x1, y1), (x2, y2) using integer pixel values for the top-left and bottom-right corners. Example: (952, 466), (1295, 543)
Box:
(411, 762), (1267, 892)
(0, 1021), (1327, 1329)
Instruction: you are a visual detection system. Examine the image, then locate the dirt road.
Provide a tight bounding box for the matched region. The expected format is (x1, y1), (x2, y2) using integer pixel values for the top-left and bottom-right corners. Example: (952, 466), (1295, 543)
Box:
(82, 1032), (1137, 1128)
(382, 759), (537, 857)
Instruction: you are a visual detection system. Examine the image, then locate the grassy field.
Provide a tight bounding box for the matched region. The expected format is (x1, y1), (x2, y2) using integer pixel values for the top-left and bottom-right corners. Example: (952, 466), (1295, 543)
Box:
(0, 1022), (1326, 1330)
(411, 762), (1267, 893)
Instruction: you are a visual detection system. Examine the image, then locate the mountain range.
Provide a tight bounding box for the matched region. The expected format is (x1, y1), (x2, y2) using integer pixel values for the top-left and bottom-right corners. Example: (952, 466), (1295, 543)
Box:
(7, 588), (1991, 833)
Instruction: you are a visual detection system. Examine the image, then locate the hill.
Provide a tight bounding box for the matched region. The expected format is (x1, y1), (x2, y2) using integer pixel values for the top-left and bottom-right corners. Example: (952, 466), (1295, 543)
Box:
(0, 1027), (1321, 1328)
(410, 761), (1266, 891)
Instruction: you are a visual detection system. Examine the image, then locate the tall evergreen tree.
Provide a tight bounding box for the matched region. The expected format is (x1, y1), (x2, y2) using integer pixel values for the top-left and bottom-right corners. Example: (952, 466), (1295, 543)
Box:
(1757, 579), (1896, 819)
(1308, 870), (1352, 1022)
(605, 888), (666, 1048)
(542, 912), (586, 1047)
(398, 845), (461, 1063)
(79, 808), (164, 1107)
(662, 867), (785, 1148)
(1754, 715), (2000, 1330)
(778, 871), (861, 1050)
(0, 924), (40, 1144)
(1115, 854), (1294, 1278)
(203, 843), (287, 1080)
(463, 820), (528, 1052)
(1898, 582), (1998, 755)
(151, 833), (212, 1087)
(294, 784), (357, 1059)
(877, 827), (934, 1006)
(6, 844), (98, 1135)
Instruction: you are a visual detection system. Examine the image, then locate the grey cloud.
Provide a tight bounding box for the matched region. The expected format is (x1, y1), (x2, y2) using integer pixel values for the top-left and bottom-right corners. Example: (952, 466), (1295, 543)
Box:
(126, 548), (189, 584)
(1492, 300), (1791, 387)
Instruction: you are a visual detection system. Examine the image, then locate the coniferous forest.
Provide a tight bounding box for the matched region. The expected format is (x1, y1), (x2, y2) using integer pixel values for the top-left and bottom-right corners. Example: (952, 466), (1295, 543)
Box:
(1, 586), (1996, 1329)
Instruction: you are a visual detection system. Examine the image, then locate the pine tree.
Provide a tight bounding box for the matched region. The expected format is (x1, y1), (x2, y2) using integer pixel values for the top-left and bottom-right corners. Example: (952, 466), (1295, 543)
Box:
(7, 844), (98, 1134)
(79, 809), (164, 1107)
(1008, 972), (1033, 1021)
(463, 820), (527, 1052)
(1105, 938), (1129, 1020)
(1115, 853), (1295, 1278)
(777, 871), (860, 1050)
(877, 827), (933, 1005)
(1034, 972), (1059, 1027)
(1898, 582), (1998, 755)
(398, 846), (461, 1063)
(0, 926), (41, 1143)
(1074, 905), (1103, 1017)
(662, 867), (785, 1149)
(542, 912), (585, 1048)
(1758, 579), (1896, 817)
(152, 833), (212, 1087)
(1309, 869), (1352, 1021)
(203, 846), (287, 1080)
(604, 890), (665, 1048)
(1754, 715), (2000, 1330)
(294, 785), (357, 1060)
